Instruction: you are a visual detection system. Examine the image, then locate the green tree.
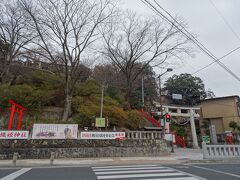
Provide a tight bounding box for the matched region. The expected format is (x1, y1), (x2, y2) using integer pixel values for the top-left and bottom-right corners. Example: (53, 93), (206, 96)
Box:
(131, 64), (158, 109)
(164, 73), (207, 105)
(229, 121), (238, 132)
(0, 71), (64, 112)
(72, 79), (146, 129)
(237, 125), (240, 132)
(170, 123), (187, 137)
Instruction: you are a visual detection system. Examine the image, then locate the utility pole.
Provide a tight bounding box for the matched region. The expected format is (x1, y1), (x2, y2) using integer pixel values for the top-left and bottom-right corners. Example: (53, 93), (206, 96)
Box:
(157, 68), (173, 139)
(100, 85), (104, 118)
(158, 76), (165, 137)
(190, 109), (199, 149)
(141, 76), (144, 108)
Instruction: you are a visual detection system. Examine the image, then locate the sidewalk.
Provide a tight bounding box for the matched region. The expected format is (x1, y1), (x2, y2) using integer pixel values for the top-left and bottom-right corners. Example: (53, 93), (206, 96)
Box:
(0, 148), (226, 168)
(171, 147), (203, 161)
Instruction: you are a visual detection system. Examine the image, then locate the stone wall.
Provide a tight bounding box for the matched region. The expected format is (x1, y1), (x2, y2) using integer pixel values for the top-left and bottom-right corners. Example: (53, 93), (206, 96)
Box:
(0, 139), (168, 160)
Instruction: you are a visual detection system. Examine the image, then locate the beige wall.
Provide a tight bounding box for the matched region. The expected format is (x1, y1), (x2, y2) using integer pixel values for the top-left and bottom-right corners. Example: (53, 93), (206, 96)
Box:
(201, 98), (237, 118)
(201, 97), (240, 134)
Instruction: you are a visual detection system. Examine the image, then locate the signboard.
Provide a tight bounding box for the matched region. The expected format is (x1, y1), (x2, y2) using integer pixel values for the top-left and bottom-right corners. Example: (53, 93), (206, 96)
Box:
(202, 135), (210, 143)
(160, 119), (165, 127)
(95, 118), (105, 127)
(80, 132), (125, 140)
(32, 124), (78, 139)
(164, 133), (176, 143)
(0, 131), (29, 139)
(172, 94), (182, 100)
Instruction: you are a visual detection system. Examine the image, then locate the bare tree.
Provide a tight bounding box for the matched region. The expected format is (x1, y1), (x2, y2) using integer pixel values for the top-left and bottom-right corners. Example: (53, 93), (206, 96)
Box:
(101, 11), (191, 106)
(0, 0), (33, 84)
(20, 0), (117, 121)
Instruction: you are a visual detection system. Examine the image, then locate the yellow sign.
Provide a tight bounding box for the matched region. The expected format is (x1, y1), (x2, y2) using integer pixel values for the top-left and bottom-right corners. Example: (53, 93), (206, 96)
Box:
(95, 118), (105, 127)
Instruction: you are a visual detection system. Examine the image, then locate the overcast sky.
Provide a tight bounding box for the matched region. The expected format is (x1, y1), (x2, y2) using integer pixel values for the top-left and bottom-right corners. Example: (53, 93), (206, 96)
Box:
(122, 0), (240, 97)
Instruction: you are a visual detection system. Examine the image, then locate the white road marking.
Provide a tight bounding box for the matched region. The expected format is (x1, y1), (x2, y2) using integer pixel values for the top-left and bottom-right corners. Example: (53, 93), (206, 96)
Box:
(93, 166), (167, 171)
(95, 169), (174, 175)
(97, 172), (186, 179)
(92, 164), (157, 169)
(175, 166), (190, 169)
(93, 165), (205, 180)
(166, 166), (206, 180)
(193, 165), (240, 178)
(137, 177), (199, 180)
(0, 168), (31, 180)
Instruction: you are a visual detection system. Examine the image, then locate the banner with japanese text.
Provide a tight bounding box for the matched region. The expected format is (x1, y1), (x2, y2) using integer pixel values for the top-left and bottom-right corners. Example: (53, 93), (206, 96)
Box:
(32, 124), (78, 139)
(80, 132), (125, 139)
(0, 131), (29, 139)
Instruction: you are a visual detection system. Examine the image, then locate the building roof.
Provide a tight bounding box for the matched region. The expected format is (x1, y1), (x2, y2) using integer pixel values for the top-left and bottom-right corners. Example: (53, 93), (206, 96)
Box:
(201, 95), (239, 102)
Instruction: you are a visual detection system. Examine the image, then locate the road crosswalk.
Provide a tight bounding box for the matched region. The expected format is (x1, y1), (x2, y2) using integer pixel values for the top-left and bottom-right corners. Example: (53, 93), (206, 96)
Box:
(92, 165), (201, 180)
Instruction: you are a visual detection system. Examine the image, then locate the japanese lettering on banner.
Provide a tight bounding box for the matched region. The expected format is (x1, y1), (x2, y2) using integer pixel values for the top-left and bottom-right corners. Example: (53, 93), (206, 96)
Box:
(80, 132), (125, 139)
(32, 124), (78, 139)
(0, 131), (29, 139)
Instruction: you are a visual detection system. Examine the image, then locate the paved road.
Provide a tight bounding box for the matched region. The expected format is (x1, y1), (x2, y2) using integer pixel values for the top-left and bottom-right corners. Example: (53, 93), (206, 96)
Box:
(0, 164), (240, 180)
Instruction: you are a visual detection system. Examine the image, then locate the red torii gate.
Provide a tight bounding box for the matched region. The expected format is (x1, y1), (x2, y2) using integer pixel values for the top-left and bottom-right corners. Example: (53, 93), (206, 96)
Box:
(8, 100), (26, 130)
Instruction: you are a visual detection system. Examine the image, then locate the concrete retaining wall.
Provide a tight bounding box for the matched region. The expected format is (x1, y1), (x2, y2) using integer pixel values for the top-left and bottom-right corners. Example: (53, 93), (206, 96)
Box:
(0, 139), (168, 160)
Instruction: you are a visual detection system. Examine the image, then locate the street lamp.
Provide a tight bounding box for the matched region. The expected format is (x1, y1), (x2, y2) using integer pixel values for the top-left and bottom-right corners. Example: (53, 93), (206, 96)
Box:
(157, 68), (173, 139)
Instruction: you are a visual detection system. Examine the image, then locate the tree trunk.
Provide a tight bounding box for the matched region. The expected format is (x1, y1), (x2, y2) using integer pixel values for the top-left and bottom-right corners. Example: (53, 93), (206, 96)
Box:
(125, 77), (132, 109)
(62, 93), (72, 121)
(0, 54), (11, 84)
(62, 77), (72, 121)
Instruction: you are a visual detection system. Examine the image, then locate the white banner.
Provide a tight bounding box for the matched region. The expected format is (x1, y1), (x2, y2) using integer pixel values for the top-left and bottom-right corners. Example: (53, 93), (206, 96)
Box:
(32, 124), (78, 139)
(80, 132), (125, 140)
(0, 131), (29, 139)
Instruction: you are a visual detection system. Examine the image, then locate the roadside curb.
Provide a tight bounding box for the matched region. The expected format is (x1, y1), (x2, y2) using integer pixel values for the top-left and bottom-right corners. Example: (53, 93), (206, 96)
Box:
(181, 159), (240, 164)
(1, 152), (239, 168)
(0, 156), (181, 168)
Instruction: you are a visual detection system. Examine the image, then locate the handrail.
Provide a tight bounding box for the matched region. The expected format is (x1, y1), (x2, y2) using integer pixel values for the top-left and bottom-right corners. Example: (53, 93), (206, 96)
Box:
(173, 133), (186, 148)
(139, 110), (160, 127)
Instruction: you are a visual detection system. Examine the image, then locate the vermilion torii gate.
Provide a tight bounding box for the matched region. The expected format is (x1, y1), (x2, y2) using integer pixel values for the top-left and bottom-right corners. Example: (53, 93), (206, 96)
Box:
(8, 100), (26, 130)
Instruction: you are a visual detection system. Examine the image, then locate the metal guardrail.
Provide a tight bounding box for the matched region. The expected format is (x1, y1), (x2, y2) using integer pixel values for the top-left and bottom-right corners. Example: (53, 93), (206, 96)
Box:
(202, 142), (240, 159)
(125, 131), (162, 139)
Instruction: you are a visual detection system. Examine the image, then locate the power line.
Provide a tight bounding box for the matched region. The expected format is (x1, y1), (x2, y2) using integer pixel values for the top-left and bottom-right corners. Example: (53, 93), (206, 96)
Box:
(141, 0), (240, 82)
(192, 46), (240, 75)
(152, 0), (240, 82)
(208, 0), (240, 42)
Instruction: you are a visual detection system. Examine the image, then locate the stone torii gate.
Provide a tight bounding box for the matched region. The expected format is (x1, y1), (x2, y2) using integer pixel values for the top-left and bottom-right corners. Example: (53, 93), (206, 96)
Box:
(154, 103), (200, 149)
(8, 100), (26, 130)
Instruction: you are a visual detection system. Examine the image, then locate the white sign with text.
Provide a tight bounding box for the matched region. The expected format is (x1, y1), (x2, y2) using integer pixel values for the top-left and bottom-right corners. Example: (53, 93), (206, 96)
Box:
(32, 124), (78, 139)
(0, 131), (29, 139)
(80, 132), (125, 139)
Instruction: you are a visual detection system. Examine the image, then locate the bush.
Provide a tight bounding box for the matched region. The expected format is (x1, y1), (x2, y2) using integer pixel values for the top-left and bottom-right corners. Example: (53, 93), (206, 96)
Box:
(171, 123), (187, 137)
(229, 121), (238, 132)
(0, 84), (55, 110)
(125, 110), (146, 130)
